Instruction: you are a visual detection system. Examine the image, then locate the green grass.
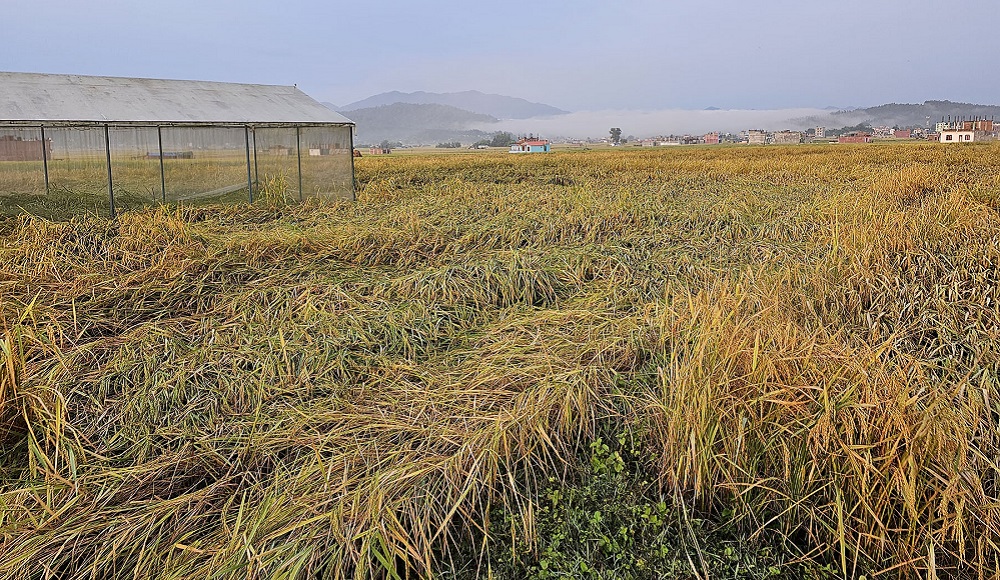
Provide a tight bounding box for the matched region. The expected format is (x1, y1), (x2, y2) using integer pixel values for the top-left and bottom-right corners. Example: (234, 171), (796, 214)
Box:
(3, 143), (1000, 578)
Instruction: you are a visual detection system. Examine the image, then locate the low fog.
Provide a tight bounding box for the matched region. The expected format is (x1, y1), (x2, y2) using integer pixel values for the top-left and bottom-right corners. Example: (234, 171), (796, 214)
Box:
(479, 108), (870, 141)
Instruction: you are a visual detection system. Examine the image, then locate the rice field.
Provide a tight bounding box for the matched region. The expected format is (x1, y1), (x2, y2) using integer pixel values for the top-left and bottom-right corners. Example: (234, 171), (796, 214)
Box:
(3, 142), (1000, 578)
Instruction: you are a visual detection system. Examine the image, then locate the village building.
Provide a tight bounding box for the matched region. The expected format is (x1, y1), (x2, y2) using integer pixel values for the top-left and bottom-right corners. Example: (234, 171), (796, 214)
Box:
(838, 132), (873, 144)
(772, 131), (802, 145)
(747, 130), (767, 145)
(939, 119), (996, 143)
(509, 138), (551, 153)
(0, 135), (52, 161)
(872, 126), (893, 138)
(939, 130), (995, 143)
(703, 132), (720, 144)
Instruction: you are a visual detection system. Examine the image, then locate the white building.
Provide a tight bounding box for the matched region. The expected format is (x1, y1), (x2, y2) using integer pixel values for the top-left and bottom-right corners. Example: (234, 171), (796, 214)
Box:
(872, 126), (893, 138)
(939, 130), (995, 143)
(939, 119), (996, 143)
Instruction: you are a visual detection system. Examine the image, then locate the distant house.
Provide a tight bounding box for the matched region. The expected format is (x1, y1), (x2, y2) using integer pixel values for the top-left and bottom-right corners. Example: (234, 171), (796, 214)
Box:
(872, 126), (893, 138)
(0, 135), (51, 161)
(747, 130), (767, 145)
(369, 147), (392, 154)
(815, 126), (826, 139)
(509, 138), (550, 153)
(703, 132), (720, 144)
(893, 129), (912, 139)
(939, 130), (995, 143)
(939, 119), (996, 143)
(772, 131), (802, 145)
(838, 132), (872, 144)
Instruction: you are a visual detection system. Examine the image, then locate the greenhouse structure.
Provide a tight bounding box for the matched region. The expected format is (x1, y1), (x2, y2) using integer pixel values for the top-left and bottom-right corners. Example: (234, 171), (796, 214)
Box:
(0, 72), (355, 217)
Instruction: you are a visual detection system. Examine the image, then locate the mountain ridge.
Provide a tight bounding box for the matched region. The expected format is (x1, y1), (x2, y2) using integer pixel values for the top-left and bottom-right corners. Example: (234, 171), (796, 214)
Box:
(338, 90), (568, 119)
(833, 100), (1000, 128)
(341, 102), (498, 145)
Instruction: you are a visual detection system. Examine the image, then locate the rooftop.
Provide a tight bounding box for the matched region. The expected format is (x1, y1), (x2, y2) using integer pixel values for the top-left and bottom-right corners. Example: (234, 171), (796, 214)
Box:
(0, 72), (354, 126)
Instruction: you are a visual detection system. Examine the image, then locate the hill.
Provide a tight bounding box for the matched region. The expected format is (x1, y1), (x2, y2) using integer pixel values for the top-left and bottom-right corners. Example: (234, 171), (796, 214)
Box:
(339, 90), (568, 119)
(833, 100), (1000, 128)
(341, 102), (498, 146)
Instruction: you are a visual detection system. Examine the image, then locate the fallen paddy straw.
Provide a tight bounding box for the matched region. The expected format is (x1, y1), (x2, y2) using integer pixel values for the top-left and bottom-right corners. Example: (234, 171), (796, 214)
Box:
(2, 143), (1000, 578)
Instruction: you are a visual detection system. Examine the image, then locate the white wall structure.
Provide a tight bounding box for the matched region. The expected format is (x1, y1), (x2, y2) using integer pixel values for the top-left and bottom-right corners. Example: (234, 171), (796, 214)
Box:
(939, 130), (996, 143)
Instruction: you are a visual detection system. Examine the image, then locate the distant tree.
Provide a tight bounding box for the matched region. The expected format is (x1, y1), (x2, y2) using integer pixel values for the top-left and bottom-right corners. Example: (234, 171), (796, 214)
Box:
(490, 132), (515, 147)
(610, 128), (622, 144)
(436, 141), (462, 148)
(825, 123), (873, 137)
(472, 132), (515, 148)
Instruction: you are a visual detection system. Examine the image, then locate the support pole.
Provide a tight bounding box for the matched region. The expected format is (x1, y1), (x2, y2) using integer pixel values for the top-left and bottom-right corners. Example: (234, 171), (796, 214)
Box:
(104, 125), (115, 218)
(245, 126), (253, 203)
(348, 126), (356, 201)
(252, 128), (259, 197)
(40, 126), (50, 195)
(157, 126), (166, 203)
(296, 126), (303, 202)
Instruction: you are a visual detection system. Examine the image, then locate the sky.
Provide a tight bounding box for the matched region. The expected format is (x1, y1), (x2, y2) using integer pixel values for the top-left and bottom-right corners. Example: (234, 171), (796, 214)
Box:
(3, 0), (998, 113)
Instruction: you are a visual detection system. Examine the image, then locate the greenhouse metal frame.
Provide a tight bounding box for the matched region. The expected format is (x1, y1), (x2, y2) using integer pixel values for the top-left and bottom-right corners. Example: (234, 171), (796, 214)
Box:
(0, 72), (356, 218)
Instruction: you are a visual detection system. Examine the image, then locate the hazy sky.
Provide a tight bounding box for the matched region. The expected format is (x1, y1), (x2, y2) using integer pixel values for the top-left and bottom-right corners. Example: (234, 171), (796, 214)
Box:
(3, 0), (997, 111)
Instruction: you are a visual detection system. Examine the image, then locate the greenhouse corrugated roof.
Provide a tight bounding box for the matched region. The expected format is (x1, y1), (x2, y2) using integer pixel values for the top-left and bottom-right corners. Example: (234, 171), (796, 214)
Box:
(0, 72), (353, 125)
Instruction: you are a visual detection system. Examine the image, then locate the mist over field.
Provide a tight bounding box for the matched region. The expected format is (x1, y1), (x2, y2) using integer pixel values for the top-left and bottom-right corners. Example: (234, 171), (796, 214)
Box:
(481, 108), (869, 139)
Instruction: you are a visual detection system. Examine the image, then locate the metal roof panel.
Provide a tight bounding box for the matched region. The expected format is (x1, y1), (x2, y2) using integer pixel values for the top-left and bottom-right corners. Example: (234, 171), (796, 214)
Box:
(0, 72), (354, 125)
